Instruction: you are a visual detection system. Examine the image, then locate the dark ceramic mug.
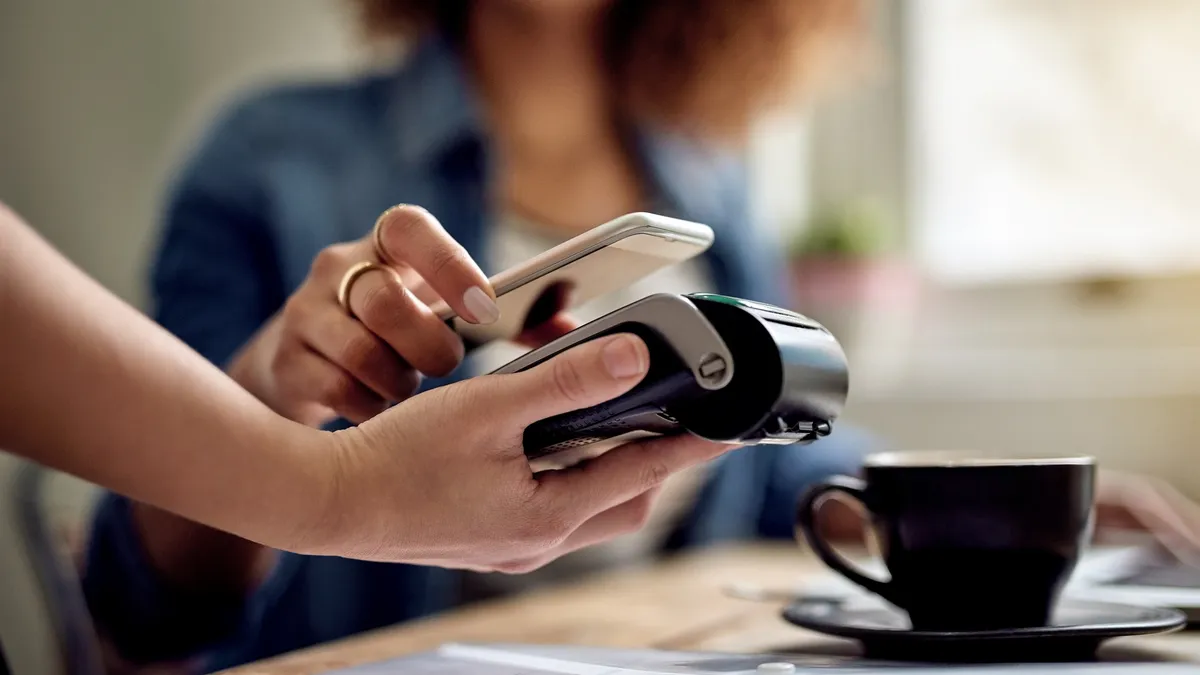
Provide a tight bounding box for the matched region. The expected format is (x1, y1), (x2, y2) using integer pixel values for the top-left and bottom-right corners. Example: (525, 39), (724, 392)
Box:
(795, 452), (1096, 631)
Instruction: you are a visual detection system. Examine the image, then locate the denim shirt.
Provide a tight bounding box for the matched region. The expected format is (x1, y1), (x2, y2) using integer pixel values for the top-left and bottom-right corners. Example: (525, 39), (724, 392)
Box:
(82, 37), (874, 673)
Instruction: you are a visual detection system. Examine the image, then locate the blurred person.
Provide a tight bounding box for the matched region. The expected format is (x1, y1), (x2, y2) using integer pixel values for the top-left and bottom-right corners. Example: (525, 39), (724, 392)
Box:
(0, 199), (734, 590)
(82, 1), (879, 672)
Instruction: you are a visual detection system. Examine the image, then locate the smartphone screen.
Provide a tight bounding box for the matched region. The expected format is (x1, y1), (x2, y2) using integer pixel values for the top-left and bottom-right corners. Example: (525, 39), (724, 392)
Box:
(447, 226), (712, 345)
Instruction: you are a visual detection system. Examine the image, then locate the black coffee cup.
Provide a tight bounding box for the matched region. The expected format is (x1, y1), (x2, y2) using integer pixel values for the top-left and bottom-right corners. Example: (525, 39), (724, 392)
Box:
(795, 452), (1096, 631)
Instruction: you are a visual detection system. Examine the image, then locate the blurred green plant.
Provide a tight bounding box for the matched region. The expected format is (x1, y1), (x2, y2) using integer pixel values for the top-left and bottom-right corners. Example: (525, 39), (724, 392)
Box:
(789, 198), (896, 259)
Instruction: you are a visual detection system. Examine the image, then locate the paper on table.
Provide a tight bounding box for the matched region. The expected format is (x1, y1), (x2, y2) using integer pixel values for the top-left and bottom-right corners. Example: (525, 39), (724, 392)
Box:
(439, 643), (864, 673)
(326, 643), (1200, 674)
(325, 643), (862, 675)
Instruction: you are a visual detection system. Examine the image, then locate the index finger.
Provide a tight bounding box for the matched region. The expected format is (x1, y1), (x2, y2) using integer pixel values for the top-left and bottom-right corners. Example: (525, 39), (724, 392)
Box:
(534, 435), (738, 524)
(374, 205), (499, 325)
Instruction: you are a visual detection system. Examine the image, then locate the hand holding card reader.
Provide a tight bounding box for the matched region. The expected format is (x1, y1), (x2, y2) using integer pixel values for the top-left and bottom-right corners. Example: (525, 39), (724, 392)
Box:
(492, 293), (849, 472)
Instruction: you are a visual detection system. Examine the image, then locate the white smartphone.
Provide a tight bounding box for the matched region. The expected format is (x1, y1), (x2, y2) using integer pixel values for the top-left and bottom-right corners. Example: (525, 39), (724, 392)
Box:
(431, 212), (714, 345)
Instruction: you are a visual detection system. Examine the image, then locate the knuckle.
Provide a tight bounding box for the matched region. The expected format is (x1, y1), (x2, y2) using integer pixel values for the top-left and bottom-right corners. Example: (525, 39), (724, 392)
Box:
(268, 347), (292, 383)
(312, 244), (350, 277)
(494, 559), (538, 575)
(420, 339), (463, 377)
(513, 508), (569, 549)
(357, 280), (401, 328)
(623, 496), (655, 533)
(269, 338), (294, 369)
(539, 508), (574, 546)
(279, 294), (308, 325)
(639, 460), (672, 491)
(382, 205), (430, 239)
(321, 373), (361, 409)
(340, 333), (381, 372)
(390, 369), (422, 401)
(510, 514), (546, 546)
(549, 358), (588, 404)
(425, 244), (469, 278)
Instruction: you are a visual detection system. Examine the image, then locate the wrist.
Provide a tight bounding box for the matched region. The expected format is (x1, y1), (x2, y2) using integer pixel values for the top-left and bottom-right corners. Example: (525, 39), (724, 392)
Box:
(262, 420), (346, 554)
(212, 406), (338, 556)
(298, 426), (368, 556)
(295, 423), (419, 560)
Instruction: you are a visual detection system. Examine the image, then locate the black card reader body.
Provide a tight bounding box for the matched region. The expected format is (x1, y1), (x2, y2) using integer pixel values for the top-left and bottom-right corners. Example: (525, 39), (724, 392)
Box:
(491, 293), (849, 471)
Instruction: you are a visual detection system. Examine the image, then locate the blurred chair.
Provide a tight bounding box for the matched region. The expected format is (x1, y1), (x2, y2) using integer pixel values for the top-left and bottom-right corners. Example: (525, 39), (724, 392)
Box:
(0, 455), (103, 675)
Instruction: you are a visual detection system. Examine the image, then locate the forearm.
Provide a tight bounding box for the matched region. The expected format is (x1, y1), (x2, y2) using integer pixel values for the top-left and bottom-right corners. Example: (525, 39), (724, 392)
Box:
(126, 333), (292, 596)
(0, 203), (335, 552)
(130, 297), (309, 594)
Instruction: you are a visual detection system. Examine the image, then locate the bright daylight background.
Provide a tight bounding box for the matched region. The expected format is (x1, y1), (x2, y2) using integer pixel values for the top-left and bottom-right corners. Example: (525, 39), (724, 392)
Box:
(1, 1), (1199, 672)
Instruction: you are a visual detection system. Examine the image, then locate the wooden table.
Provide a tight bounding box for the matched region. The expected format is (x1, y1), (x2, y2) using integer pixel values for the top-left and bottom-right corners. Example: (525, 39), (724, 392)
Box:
(220, 544), (1200, 674)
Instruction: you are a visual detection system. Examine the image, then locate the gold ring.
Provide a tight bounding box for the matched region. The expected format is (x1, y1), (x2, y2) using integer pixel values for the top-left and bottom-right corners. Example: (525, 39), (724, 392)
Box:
(337, 261), (388, 317)
(372, 205), (410, 266)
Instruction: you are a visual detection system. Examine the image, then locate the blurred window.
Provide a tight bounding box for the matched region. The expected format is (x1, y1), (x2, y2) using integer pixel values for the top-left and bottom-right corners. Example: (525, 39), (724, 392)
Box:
(910, 0), (1200, 284)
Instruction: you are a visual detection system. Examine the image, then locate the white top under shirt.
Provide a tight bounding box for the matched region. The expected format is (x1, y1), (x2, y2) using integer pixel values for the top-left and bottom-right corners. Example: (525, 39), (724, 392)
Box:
(468, 211), (717, 589)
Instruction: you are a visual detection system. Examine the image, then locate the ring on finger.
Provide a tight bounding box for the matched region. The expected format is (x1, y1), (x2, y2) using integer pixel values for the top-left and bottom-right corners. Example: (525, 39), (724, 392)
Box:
(372, 205), (409, 266)
(337, 261), (392, 318)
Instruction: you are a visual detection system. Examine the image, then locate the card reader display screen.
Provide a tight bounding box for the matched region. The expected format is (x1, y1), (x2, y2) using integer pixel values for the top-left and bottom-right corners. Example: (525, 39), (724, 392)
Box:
(688, 294), (823, 329)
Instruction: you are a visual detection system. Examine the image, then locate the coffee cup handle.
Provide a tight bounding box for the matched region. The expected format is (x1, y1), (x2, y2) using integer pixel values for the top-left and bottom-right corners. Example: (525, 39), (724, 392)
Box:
(795, 475), (894, 602)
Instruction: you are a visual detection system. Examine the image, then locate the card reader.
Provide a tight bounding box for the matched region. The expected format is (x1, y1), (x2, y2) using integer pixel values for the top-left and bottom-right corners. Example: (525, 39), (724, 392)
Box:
(491, 293), (849, 471)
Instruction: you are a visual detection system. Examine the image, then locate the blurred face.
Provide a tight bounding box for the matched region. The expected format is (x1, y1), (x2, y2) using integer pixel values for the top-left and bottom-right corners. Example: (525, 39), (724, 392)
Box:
(493, 0), (615, 18)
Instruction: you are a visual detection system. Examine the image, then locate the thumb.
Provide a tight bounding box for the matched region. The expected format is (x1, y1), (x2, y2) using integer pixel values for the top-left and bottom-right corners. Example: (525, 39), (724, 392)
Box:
(482, 333), (650, 427)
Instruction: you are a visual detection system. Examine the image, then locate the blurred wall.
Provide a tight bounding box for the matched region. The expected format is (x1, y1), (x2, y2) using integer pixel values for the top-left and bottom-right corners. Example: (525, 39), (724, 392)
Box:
(910, 0), (1200, 284)
(807, 0), (908, 237)
(843, 272), (1200, 498)
(0, 0), (359, 307)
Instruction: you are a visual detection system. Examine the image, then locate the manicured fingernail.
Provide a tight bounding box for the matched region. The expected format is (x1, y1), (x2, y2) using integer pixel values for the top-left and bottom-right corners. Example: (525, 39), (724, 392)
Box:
(602, 335), (648, 379)
(463, 286), (500, 325)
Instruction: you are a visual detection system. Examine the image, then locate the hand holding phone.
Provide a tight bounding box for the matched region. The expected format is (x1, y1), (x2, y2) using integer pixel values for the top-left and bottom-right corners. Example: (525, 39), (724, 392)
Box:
(429, 212), (715, 346)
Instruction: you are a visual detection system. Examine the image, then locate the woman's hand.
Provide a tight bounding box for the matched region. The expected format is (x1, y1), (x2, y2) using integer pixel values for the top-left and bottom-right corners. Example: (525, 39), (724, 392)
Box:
(1095, 470), (1200, 565)
(228, 205), (573, 427)
(305, 332), (735, 571)
(1, 199), (723, 579)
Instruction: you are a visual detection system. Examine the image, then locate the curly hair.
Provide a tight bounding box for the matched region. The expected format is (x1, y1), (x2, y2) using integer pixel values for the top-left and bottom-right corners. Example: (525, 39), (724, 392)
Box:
(349, 0), (865, 141)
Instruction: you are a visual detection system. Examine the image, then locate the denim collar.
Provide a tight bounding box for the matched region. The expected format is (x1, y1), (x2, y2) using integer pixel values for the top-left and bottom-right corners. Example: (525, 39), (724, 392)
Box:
(383, 35), (739, 226)
(387, 36), (486, 170)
